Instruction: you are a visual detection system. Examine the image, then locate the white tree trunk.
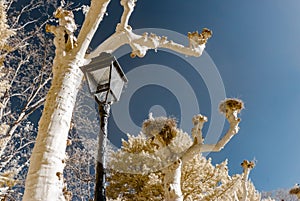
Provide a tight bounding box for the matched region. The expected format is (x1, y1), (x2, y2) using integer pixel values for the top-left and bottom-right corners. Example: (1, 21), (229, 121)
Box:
(242, 168), (250, 201)
(241, 160), (254, 201)
(22, 55), (83, 201)
(163, 159), (183, 201)
(173, 99), (243, 200)
(23, 1), (111, 200)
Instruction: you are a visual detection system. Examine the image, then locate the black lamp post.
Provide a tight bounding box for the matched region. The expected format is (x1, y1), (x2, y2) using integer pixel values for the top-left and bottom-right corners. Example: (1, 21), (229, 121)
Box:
(80, 52), (128, 201)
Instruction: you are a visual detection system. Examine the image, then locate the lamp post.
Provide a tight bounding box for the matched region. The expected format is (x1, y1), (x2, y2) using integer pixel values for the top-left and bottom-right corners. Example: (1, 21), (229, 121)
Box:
(80, 52), (128, 201)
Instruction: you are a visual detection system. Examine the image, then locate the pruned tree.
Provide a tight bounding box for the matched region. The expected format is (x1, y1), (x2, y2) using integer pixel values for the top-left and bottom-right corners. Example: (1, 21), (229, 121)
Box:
(0, 0), (289, 200)
(23, 0), (214, 200)
(106, 100), (273, 200)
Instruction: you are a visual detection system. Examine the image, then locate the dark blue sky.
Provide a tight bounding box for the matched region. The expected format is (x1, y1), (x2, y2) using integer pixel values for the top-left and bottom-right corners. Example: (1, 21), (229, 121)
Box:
(89, 0), (300, 191)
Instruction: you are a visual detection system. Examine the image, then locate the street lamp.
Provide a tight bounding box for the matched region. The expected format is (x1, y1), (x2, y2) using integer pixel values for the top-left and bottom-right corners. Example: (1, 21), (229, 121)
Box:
(80, 52), (128, 201)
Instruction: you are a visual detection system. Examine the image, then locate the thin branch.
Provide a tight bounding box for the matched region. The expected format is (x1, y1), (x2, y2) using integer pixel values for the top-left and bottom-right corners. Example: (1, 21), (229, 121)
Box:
(13, 19), (39, 32)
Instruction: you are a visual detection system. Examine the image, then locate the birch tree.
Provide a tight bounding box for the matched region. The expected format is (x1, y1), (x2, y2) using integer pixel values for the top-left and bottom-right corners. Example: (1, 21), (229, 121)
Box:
(23, 0), (214, 200)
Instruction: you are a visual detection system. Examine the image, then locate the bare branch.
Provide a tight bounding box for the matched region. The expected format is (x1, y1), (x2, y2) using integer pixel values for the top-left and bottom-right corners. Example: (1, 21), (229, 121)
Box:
(182, 99), (244, 162)
(88, 0), (211, 60)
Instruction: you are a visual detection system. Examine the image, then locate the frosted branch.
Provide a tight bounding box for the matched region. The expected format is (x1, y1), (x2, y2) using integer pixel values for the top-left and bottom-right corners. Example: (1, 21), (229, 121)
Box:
(203, 98), (244, 152)
(241, 160), (255, 181)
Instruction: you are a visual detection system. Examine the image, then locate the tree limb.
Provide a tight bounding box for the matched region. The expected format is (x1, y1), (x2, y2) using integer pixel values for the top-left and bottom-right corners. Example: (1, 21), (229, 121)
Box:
(182, 98), (244, 162)
(88, 0), (211, 60)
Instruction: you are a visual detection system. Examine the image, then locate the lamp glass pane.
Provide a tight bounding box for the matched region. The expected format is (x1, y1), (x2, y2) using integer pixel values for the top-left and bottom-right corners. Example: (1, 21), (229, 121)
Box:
(85, 72), (98, 94)
(95, 91), (109, 103)
(107, 91), (116, 103)
(91, 67), (110, 85)
(110, 65), (125, 101)
(85, 66), (110, 94)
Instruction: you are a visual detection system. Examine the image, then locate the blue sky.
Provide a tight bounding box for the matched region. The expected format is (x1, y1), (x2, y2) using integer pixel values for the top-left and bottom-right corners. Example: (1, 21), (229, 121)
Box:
(90, 0), (300, 191)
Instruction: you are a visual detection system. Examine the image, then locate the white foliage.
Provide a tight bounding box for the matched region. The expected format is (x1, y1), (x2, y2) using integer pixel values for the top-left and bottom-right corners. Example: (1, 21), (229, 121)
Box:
(109, 117), (193, 174)
(0, 0), (14, 51)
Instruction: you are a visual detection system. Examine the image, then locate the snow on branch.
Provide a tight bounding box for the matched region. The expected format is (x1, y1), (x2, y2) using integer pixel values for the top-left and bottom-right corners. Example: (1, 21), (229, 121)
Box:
(88, 0), (212, 59)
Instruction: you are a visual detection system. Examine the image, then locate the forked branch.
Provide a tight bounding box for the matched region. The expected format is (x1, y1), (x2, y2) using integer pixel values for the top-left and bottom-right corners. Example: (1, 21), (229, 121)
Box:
(182, 98), (244, 162)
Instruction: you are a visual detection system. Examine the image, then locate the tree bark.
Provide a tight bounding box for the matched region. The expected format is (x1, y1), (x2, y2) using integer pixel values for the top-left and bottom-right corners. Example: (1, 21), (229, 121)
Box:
(23, 1), (111, 200)
(167, 99), (243, 201)
(163, 159), (183, 201)
(241, 160), (254, 201)
(23, 54), (83, 201)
